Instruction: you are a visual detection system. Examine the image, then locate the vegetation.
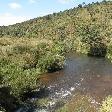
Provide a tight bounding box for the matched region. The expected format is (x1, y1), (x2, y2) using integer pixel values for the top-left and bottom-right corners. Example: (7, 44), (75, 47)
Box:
(0, 38), (65, 111)
(56, 95), (112, 112)
(0, 0), (112, 111)
(55, 93), (98, 112)
(99, 96), (112, 112)
(0, 1), (112, 57)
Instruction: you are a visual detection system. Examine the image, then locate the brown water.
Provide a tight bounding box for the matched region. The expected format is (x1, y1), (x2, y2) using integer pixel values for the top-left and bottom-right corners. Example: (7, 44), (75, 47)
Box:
(17, 53), (112, 112)
(39, 53), (112, 107)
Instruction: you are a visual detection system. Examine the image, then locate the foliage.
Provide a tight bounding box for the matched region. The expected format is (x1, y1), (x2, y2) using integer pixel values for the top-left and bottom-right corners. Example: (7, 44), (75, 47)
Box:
(33, 97), (49, 107)
(107, 39), (112, 62)
(37, 42), (65, 72)
(56, 95), (112, 112)
(0, 39), (65, 96)
(0, 1), (112, 58)
(99, 96), (112, 112)
(0, 38), (65, 111)
(0, 59), (41, 97)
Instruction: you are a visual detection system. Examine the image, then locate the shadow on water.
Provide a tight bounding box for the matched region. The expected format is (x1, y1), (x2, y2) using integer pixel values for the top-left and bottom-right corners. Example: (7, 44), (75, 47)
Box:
(15, 87), (51, 112)
(0, 87), (20, 112)
(22, 86), (50, 100)
(0, 75), (21, 112)
(88, 43), (107, 57)
(0, 76), (50, 112)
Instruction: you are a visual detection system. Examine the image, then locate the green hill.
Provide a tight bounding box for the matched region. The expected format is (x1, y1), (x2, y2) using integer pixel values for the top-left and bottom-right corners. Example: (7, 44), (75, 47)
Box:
(0, 1), (112, 39)
(0, 0), (112, 56)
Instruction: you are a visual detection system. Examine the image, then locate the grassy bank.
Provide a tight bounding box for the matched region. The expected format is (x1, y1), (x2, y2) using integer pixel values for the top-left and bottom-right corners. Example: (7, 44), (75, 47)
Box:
(0, 36), (112, 112)
(55, 94), (112, 112)
(0, 37), (65, 111)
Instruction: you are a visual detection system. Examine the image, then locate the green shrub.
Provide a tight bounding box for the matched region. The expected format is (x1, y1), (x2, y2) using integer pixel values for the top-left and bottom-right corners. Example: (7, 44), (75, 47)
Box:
(55, 106), (68, 112)
(13, 45), (31, 54)
(37, 53), (65, 72)
(0, 41), (65, 111)
(107, 41), (112, 62)
(0, 41), (65, 98)
(36, 42), (65, 72)
(99, 96), (112, 112)
(0, 59), (41, 97)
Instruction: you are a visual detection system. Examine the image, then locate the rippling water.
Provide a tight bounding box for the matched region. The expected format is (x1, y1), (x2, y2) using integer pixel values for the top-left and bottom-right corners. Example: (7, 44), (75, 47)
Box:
(17, 53), (112, 112)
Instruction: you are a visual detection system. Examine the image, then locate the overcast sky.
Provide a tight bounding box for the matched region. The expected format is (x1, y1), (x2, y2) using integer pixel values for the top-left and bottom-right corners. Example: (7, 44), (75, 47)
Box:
(0, 0), (102, 26)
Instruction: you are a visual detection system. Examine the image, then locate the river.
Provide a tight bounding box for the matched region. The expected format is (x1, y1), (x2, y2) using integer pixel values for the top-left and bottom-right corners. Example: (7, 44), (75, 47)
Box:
(17, 53), (112, 112)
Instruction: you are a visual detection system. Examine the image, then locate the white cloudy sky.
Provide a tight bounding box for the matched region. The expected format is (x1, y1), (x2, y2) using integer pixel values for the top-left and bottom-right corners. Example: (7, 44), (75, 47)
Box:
(0, 0), (102, 26)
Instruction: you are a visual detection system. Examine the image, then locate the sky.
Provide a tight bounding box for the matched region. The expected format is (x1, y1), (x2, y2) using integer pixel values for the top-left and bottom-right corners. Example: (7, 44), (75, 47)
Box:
(0, 0), (103, 26)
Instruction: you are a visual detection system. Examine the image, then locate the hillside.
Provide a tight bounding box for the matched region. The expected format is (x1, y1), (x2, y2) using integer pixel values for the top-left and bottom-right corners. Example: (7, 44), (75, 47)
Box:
(0, 1), (112, 39)
(0, 1), (112, 56)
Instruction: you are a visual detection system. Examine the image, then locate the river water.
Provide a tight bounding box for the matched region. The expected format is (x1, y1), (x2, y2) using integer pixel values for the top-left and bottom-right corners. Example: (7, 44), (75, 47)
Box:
(17, 53), (112, 112)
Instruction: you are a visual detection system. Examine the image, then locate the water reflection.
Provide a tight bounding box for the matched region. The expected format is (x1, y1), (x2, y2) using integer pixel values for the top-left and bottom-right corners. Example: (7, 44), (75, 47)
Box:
(16, 54), (112, 112)
(40, 53), (112, 103)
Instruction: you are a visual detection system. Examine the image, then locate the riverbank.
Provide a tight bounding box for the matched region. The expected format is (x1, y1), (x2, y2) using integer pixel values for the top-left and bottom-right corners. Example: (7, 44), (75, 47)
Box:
(0, 36), (112, 112)
(0, 38), (65, 112)
(15, 54), (112, 112)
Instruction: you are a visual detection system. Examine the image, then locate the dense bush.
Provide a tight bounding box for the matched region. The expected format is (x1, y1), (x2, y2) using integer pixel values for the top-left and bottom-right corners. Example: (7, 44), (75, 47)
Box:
(36, 42), (65, 72)
(99, 96), (112, 112)
(0, 59), (41, 97)
(37, 53), (64, 72)
(0, 38), (65, 111)
(107, 40), (112, 62)
(0, 1), (112, 59)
